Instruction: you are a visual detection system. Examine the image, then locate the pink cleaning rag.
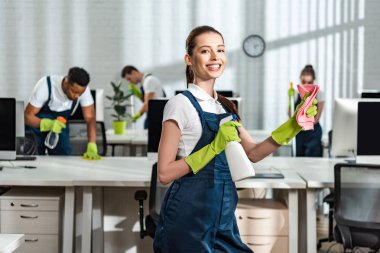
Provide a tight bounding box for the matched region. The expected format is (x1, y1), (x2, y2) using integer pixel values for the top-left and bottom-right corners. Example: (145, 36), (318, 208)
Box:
(296, 84), (319, 130)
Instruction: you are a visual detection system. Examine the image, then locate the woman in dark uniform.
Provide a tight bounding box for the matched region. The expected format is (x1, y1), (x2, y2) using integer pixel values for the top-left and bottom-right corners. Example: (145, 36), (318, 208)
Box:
(295, 65), (325, 157)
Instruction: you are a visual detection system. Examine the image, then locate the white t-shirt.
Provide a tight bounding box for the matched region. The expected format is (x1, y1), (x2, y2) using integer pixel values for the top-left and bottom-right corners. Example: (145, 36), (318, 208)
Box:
(142, 74), (165, 98)
(163, 84), (226, 158)
(29, 75), (94, 112)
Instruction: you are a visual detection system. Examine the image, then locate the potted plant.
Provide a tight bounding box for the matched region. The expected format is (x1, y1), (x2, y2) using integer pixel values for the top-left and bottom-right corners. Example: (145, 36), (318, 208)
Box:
(106, 81), (133, 135)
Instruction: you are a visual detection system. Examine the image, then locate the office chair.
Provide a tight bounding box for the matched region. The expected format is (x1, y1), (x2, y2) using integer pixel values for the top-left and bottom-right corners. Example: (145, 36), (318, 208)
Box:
(317, 130), (335, 249)
(333, 163), (380, 252)
(16, 130), (37, 156)
(134, 162), (159, 239)
(68, 120), (107, 156)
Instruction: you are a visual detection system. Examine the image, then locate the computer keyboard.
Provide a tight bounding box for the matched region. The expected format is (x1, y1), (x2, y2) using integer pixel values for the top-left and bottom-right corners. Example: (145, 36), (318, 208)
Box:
(15, 156), (36, 161)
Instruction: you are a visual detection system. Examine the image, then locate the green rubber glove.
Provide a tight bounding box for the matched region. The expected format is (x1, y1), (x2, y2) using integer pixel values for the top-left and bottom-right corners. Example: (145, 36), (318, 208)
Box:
(272, 96), (318, 145)
(51, 119), (66, 134)
(40, 118), (54, 132)
(131, 111), (142, 122)
(185, 121), (242, 174)
(82, 142), (101, 160)
(128, 83), (143, 101)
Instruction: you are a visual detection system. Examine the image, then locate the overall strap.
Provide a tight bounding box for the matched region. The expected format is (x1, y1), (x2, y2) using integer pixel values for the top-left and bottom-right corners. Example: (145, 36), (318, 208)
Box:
(46, 76), (52, 105)
(182, 90), (203, 117)
(70, 99), (80, 116)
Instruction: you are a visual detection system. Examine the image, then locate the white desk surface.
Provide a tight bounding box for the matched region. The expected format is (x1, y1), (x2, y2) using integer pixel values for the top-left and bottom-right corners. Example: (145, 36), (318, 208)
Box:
(0, 234), (24, 253)
(251, 156), (345, 188)
(236, 169), (305, 189)
(0, 156), (154, 187)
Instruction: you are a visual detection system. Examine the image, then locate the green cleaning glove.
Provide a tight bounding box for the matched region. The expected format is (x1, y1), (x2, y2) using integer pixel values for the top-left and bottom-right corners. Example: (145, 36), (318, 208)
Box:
(51, 118), (66, 134)
(40, 118), (66, 133)
(185, 121), (242, 174)
(131, 111), (142, 122)
(40, 118), (54, 132)
(128, 83), (143, 101)
(82, 142), (101, 160)
(271, 96), (318, 145)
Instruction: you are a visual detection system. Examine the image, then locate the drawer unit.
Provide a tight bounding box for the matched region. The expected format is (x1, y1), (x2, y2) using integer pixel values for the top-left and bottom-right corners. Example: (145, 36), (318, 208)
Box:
(15, 234), (59, 253)
(0, 187), (63, 253)
(1, 211), (59, 234)
(236, 199), (289, 253)
(241, 235), (288, 253)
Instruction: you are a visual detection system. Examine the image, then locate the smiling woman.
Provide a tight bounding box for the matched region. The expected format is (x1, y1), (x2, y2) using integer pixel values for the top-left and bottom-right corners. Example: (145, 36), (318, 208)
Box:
(153, 25), (253, 253)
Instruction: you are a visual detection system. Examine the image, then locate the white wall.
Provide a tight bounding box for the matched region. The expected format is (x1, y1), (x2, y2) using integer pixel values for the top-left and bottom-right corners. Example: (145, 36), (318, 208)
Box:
(1, 0), (379, 131)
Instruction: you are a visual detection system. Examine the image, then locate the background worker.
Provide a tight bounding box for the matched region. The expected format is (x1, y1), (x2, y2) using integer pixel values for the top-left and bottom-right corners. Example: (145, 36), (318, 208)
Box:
(294, 64), (325, 157)
(121, 65), (166, 129)
(24, 67), (100, 159)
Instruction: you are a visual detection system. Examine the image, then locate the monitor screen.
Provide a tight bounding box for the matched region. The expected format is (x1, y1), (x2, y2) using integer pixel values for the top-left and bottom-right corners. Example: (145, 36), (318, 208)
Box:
(0, 98), (16, 160)
(357, 102), (380, 156)
(69, 89), (104, 122)
(147, 99), (168, 160)
(175, 90), (234, 97)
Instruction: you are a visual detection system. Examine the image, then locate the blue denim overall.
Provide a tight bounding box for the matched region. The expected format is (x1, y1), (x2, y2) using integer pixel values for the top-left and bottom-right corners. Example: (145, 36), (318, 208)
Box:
(295, 95), (323, 157)
(153, 91), (253, 253)
(29, 76), (77, 155)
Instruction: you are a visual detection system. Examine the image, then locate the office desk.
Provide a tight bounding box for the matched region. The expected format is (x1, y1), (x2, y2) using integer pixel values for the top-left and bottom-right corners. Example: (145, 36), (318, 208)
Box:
(0, 234), (24, 253)
(237, 168), (306, 253)
(0, 156), (153, 253)
(1, 156), (336, 253)
(253, 157), (344, 253)
(106, 129), (147, 156)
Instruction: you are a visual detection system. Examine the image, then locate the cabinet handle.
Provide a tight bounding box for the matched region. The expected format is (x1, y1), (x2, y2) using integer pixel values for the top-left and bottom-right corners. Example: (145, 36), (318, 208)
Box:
(247, 216), (270, 220)
(20, 215), (38, 219)
(25, 238), (39, 242)
(20, 203), (39, 208)
(247, 242), (271, 246)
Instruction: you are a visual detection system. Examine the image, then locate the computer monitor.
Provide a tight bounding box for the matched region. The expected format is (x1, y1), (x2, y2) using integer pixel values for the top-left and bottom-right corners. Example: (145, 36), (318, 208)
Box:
(331, 98), (379, 157)
(69, 89), (104, 122)
(0, 98), (16, 160)
(147, 99), (168, 161)
(175, 90), (234, 97)
(361, 91), (380, 99)
(356, 102), (380, 164)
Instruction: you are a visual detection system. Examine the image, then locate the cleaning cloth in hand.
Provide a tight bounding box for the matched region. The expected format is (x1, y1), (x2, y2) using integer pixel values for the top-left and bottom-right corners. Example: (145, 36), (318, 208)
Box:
(296, 84), (319, 130)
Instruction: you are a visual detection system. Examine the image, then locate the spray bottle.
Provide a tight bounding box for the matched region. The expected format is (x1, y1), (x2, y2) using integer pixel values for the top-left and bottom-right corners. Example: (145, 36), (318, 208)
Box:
(220, 115), (255, 182)
(44, 116), (67, 149)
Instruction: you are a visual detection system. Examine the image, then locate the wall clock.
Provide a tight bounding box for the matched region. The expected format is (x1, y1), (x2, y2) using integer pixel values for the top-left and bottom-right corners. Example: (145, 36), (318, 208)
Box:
(242, 34), (266, 57)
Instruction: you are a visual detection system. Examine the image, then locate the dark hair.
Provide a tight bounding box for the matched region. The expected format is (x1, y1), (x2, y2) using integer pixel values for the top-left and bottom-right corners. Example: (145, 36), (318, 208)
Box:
(300, 64), (316, 80)
(185, 26), (240, 120)
(67, 67), (90, 87)
(121, 65), (139, 78)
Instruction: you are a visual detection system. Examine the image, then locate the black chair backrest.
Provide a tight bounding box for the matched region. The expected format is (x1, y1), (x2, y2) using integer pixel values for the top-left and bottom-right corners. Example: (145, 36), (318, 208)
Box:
(334, 163), (380, 230)
(68, 120), (107, 156)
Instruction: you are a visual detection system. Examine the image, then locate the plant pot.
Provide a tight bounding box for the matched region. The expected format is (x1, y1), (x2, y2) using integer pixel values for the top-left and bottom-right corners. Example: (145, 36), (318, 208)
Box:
(113, 120), (127, 135)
